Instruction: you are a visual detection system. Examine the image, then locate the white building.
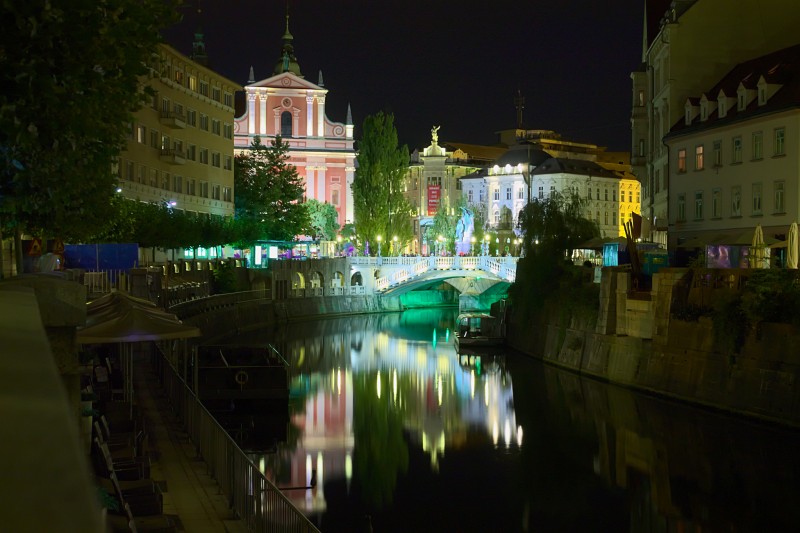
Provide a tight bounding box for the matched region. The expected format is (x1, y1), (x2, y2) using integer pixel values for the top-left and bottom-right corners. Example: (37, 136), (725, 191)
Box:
(631, 0), (800, 246)
(665, 44), (800, 254)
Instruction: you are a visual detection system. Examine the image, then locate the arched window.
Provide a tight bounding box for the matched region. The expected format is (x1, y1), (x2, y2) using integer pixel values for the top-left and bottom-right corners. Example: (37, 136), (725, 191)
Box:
(281, 111), (292, 137)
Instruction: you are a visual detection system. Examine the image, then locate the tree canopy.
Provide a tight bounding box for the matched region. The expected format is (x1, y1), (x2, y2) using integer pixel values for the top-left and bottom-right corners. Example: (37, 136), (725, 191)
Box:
(305, 199), (340, 241)
(0, 0), (177, 240)
(352, 112), (412, 254)
(234, 136), (309, 242)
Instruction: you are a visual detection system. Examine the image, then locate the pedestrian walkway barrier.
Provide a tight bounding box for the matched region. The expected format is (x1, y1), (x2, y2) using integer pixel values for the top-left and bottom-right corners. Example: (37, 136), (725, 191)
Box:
(154, 346), (319, 533)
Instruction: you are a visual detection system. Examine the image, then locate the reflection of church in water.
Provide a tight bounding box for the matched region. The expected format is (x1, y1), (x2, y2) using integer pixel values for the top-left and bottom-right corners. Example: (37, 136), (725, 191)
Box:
(259, 314), (521, 515)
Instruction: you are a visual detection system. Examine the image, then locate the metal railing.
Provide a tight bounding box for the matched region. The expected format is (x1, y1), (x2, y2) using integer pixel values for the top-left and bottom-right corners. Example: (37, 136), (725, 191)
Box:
(156, 348), (319, 533)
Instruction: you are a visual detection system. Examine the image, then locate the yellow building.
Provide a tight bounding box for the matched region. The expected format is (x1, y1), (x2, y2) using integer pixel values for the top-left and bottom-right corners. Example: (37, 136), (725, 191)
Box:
(117, 43), (241, 218)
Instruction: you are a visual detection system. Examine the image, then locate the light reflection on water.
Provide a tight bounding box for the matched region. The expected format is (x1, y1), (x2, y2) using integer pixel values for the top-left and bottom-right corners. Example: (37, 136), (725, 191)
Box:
(224, 308), (800, 533)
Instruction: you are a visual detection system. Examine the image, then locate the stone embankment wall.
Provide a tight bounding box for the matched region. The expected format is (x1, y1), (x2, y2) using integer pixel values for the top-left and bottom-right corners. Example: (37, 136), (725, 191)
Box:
(173, 293), (402, 343)
(506, 268), (800, 428)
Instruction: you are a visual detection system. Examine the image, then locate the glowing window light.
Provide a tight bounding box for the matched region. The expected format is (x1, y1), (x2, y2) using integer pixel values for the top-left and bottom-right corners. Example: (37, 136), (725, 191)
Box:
(492, 420), (499, 446)
(504, 419), (511, 447)
(484, 381), (489, 406)
(470, 369), (475, 399)
(392, 368), (398, 404)
(377, 371), (382, 399)
(517, 425), (524, 447)
(437, 374), (443, 406)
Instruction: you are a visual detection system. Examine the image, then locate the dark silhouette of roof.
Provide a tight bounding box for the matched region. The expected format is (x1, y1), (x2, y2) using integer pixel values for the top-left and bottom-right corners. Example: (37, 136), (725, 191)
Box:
(531, 157), (619, 179)
(668, 44), (800, 137)
(493, 143), (551, 168)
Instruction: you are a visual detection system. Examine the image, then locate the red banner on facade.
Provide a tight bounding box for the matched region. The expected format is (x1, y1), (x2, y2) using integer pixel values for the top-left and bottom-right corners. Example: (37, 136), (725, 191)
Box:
(427, 185), (441, 216)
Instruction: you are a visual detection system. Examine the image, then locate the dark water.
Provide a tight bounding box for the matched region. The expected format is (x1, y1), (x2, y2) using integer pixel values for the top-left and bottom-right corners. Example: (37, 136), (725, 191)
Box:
(227, 308), (800, 533)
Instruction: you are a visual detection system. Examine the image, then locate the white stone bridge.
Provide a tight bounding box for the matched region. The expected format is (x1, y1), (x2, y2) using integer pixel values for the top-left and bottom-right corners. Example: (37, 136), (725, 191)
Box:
(349, 255), (518, 297)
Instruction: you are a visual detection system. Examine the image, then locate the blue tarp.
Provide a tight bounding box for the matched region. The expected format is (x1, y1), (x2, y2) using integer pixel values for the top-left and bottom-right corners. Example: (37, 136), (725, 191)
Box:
(64, 243), (139, 271)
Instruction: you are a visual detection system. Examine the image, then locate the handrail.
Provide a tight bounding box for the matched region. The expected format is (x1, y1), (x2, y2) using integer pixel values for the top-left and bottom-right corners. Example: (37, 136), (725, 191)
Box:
(155, 346), (319, 533)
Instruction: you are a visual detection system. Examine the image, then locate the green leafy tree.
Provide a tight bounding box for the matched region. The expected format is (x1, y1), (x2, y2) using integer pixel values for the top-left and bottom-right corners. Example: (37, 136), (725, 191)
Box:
(305, 199), (340, 241)
(0, 0), (177, 265)
(234, 136), (309, 242)
(352, 112), (412, 254)
(511, 191), (599, 307)
(428, 198), (457, 253)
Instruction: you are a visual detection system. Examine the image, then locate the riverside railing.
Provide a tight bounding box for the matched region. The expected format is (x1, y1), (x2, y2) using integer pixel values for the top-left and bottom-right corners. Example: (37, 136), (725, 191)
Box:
(156, 347), (319, 533)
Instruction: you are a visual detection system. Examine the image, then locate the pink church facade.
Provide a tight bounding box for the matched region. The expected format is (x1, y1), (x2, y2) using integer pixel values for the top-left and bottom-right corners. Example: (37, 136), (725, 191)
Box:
(233, 20), (355, 229)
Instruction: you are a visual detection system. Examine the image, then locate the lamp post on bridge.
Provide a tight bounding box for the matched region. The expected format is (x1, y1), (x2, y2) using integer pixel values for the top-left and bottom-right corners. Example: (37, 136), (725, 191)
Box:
(377, 235), (382, 257)
(470, 236), (476, 256)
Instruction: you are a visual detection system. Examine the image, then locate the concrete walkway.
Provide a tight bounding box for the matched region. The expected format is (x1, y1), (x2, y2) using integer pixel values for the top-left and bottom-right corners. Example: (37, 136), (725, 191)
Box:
(133, 355), (249, 533)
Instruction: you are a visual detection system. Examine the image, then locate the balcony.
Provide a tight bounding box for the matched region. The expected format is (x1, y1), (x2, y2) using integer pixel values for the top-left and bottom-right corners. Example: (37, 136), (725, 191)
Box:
(159, 148), (186, 165)
(159, 110), (186, 129)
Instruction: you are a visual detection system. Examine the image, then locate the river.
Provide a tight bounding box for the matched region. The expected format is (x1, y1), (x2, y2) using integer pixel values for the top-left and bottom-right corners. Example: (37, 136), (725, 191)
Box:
(224, 308), (800, 533)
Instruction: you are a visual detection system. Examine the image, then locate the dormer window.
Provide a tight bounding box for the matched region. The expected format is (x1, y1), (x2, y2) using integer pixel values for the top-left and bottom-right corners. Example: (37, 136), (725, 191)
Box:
(736, 83), (754, 112)
(719, 99), (726, 117)
(701, 104), (707, 121)
(758, 86), (766, 105)
(738, 93), (746, 110)
(685, 108), (691, 125)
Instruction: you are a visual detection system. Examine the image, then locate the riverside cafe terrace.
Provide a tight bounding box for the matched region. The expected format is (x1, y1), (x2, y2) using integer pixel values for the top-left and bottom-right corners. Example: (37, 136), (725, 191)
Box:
(223, 240), (336, 267)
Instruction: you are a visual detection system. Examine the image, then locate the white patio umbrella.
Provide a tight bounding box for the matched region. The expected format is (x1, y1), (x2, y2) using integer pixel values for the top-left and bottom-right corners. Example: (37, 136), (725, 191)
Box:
(751, 224), (766, 269)
(788, 221), (799, 269)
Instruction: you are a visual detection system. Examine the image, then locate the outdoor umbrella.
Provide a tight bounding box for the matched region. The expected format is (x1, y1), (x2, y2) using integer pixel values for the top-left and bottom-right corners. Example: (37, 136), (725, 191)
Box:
(788, 222), (799, 269)
(751, 224), (766, 269)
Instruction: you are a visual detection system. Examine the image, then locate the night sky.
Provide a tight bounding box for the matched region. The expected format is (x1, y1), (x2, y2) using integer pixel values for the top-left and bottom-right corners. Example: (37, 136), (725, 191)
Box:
(164, 0), (644, 152)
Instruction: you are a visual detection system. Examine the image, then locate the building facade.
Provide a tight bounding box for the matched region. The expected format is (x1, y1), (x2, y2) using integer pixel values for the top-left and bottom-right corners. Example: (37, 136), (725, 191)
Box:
(631, 0), (800, 247)
(117, 43), (240, 218)
(665, 45), (800, 251)
(404, 129), (504, 254)
(233, 17), (355, 228)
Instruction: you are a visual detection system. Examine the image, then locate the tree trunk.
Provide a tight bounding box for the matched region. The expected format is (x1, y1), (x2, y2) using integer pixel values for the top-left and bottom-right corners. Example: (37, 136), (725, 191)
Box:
(14, 226), (23, 275)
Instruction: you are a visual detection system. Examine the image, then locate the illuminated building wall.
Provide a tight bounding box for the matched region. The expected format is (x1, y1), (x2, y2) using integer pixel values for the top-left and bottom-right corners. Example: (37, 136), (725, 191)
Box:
(118, 43), (239, 218)
(233, 15), (356, 228)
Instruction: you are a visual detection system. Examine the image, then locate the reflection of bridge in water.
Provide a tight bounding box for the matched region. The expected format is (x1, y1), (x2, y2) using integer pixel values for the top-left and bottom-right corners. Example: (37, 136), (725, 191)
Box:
(349, 255), (519, 296)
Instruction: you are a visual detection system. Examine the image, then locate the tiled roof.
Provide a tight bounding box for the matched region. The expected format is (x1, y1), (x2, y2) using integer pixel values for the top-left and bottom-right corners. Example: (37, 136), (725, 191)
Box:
(668, 44), (800, 138)
(531, 157), (619, 179)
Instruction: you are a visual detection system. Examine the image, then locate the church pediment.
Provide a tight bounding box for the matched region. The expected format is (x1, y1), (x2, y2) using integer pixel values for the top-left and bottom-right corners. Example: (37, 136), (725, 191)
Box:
(247, 72), (323, 91)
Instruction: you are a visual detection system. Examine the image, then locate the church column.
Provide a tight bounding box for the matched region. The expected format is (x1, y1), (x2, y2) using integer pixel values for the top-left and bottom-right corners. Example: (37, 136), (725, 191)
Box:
(306, 165), (315, 200)
(317, 166), (326, 203)
(259, 93), (267, 134)
(316, 95), (326, 137)
(306, 95), (314, 137)
(247, 93), (256, 134)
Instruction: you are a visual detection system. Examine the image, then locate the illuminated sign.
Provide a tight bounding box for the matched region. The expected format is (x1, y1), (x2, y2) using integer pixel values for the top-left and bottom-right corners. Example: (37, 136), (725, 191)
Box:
(427, 185), (441, 216)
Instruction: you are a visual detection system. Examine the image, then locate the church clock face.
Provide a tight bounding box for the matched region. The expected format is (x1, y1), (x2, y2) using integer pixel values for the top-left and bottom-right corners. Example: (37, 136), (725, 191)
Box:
(281, 77), (291, 86)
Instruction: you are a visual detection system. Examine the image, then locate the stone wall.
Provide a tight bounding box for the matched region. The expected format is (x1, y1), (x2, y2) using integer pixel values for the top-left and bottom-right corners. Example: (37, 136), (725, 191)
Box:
(507, 268), (800, 427)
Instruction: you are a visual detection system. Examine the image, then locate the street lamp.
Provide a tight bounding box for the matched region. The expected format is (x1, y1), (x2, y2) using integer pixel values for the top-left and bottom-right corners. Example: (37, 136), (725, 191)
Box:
(495, 237), (500, 257)
(484, 234), (491, 256)
(393, 235), (398, 256)
(377, 235), (382, 257)
(470, 236), (476, 256)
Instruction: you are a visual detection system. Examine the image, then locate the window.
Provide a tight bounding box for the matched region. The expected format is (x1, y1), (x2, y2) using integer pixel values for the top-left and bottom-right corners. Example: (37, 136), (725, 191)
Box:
(752, 183), (762, 215)
(494, 211), (500, 224)
(775, 127), (785, 155)
(162, 173), (170, 191)
(638, 138), (645, 157)
(212, 184), (221, 200)
(538, 186), (544, 199)
(187, 109), (196, 127)
(604, 189), (608, 201)
(588, 187), (592, 199)
(173, 175), (183, 194)
(479, 189), (484, 202)
(774, 181), (785, 213)
(517, 188), (524, 200)
(620, 190), (625, 202)
(694, 191), (703, 220)
(637, 90), (645, 107)
(136, 125), (146, 144)
(677, 193), (686, 221)
(188, 75), (197, 92)
(224, 156), (232, 170)
(137, 165), (146, 184)
(200, 148), (208, 164)
(677, 149), (687, 172)
(224, 92), (233, 107)
(212, 152), (221, 167)
(506, 187), (512, 200)
(161, 98), (170, 114)
(187, 145), (196, 161)
(200, 181), (209, 198)
(187, 178), (196, 196)
(331, 188), (340, 206)
(596, 188), (600, 200)
(712, 188), (721, 218)
(494, 188), (499, 200)
(604, 211), (608, 225)
(752, 131), (763, 160)
(161, 135), (170, 150)
(150, 130), (159, 149)
(211, 119), (221, 136)
(550, 185), (556, 197)
(223, 187), (232, 202)
(695, 145), (704, 170)
(223, 123), (233, 139)
(731, 186), (741, 216)
(211, 87), (221, 102)
(281, 111), (292, 137)
(732, 136), (742, 163)
(628, 191), (633, 203)
(174, 69), (183, 85)
(199, 80), (209, 97)
(713, 140), (722, 167)
(150, 169), (159, 188)
(468, 190), (473, 203)
(199, 114), (208, 131)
